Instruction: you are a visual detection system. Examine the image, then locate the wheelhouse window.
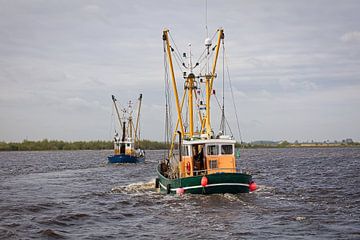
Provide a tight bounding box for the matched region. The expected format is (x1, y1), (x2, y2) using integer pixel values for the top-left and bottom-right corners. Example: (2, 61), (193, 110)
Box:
(207, 145), (219, 155)
(209, 160), (218, 169)
(182, 145), (190, 156)
(221, 145), (233, 155)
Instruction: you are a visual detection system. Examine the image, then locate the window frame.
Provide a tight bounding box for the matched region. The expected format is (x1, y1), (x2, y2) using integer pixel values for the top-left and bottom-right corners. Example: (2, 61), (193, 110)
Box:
(207, 144), (219, 156)
(182, 145), (190, 156)
(209, 160), (218, 169)
(221, 144), (234, 155)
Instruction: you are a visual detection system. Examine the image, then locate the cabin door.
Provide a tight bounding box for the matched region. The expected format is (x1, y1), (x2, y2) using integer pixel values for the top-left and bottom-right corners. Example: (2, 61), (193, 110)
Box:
(192, 144), (205, 175)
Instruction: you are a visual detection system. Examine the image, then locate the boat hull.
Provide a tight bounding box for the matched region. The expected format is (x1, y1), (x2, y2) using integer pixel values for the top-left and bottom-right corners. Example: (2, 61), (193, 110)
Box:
(156, 166), (252, 194)
(108, 154), (145, 164)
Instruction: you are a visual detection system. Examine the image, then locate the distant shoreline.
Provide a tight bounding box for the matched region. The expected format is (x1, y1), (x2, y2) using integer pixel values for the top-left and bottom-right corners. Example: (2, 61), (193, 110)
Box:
(239, 144), (360, 149)
(0, 139), (167, 151)
(0, 139), (359, 151)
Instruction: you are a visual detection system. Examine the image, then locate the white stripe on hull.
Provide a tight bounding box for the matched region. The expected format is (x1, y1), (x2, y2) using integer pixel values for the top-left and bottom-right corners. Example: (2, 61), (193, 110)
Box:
(159, 181), (249, 192)
(159, 182), (167, 190)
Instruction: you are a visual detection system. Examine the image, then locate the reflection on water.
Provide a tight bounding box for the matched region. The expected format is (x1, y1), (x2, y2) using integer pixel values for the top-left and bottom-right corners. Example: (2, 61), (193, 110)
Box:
(0, 148), (359, 239)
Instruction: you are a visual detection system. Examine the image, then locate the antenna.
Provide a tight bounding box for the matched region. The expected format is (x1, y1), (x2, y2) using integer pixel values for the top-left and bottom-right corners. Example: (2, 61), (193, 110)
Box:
(188, 43), (193, 73)
(205, 0), (208, 37)
(204, 0), (211, 74)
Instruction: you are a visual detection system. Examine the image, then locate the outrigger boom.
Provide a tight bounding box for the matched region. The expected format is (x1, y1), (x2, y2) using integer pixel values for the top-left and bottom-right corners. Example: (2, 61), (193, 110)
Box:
(162, 28), (224, 142)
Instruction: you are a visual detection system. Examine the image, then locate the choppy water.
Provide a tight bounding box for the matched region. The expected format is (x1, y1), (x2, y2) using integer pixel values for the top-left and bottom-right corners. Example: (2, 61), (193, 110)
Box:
(0, 148), (359, 239)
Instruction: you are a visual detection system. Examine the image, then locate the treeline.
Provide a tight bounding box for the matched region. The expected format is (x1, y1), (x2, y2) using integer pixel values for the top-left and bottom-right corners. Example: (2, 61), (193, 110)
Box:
(235, 141), (360, 148)
(1, 139), (358, 151)
(0, 139), (168, 151)
(0, 140), (112, 151)
(235, 141), (291, 148)
(139, 140), (168, 150)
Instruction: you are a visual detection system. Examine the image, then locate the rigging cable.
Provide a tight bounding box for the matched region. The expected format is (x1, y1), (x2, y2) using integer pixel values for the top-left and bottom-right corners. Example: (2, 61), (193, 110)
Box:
(163, 40), (172, 159)
(224, 47), (244, 144)
(194, 30), (219, 68)
(168, 32), (187, 73)
(109, 103), (115, 139)
(220, 36), (226, 134)
(198, 46), (217, 75)
(214, 93), (234, 137)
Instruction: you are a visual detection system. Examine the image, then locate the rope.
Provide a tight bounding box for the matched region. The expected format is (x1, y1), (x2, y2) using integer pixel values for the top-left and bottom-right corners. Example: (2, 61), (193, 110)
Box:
(214, 94), (234, 137)
(168, 32), (187, 73)
(224, 47), (243, 144)
(194, 30), (218, 73)
(163, 41), (172, 159)
(198, 45), (216, 74)
(109, 103), (115, 139)
(221, 36), (225, 134)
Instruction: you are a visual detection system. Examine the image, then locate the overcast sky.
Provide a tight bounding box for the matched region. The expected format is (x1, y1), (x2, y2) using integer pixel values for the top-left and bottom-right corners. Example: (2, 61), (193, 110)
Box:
(1, 0), (359, 142)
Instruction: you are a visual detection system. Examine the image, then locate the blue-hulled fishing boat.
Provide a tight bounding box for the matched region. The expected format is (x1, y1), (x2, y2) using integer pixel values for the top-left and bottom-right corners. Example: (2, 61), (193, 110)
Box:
(108, 94), (145, 163)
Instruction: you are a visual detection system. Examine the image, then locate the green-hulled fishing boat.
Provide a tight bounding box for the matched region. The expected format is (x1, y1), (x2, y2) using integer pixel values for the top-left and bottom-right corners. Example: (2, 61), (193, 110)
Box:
(155, 28), (256, 194)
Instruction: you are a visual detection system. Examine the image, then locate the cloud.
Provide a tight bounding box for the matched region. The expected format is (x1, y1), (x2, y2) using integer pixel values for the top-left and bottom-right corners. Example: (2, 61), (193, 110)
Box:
(1, 0), (360, 142)
(84, 4), (100, 13)
(341, 31), (360, 43)
(278, 78), (318, 91)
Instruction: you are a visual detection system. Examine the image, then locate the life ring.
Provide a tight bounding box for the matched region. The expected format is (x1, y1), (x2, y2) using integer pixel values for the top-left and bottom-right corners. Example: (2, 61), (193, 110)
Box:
(186, 162), (191, 175)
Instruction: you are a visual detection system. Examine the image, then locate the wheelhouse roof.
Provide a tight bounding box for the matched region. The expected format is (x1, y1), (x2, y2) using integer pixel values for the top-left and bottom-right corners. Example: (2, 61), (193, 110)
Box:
(183, 138), (236, 145)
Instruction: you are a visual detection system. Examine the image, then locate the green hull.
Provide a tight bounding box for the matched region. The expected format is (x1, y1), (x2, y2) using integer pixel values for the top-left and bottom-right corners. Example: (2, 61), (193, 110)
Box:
(156, 165), (252, 194)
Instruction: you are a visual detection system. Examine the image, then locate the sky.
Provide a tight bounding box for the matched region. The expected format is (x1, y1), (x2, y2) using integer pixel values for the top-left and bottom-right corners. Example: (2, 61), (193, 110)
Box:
(0, 0), (360, 143)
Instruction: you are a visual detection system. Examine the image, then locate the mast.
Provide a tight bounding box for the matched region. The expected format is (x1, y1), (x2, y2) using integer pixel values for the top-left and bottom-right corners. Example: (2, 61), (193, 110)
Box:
(134, 93), (143, 145)
(209, 29), (224, 92)
(163, 29), (185, 137)
(205, 28), (224, 138)
(112, 95), (122, 128)
(205, 76), (211, 137)
(125, 100), (134, 141)
(162, 28), (224, 140)
(128, 116), (133, 139)
(187, 73), (195, 137)
(121, 121), (126, 154)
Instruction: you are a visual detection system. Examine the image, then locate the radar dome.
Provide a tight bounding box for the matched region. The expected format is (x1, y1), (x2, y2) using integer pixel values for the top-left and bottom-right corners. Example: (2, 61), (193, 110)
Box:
(205, 38), (212, 47)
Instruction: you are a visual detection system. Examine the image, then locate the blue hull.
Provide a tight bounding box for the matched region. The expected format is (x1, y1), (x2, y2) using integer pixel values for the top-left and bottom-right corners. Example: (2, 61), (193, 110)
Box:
(107, 154), (145, 164)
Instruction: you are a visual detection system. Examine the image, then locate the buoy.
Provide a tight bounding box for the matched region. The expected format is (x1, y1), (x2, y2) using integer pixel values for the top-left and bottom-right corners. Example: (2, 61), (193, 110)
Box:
(176, 188), (185, 195)
(249, 181), (257, 192)
(201, 176), (208, 187)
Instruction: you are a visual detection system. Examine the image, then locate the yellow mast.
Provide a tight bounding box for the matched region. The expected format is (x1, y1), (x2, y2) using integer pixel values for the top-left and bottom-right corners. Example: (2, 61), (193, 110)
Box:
(163, 29), (185, 136)
(205, 77), (211, 137)
(163, 28), (223, 139)
(209, 28), (224, 92)
(187, 73), (195, 137)
(205, 28), (223, 137)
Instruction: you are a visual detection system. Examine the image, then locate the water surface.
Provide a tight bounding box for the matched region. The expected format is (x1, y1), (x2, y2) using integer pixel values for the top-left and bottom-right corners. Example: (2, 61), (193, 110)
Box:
(1, 148), (359, 239)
